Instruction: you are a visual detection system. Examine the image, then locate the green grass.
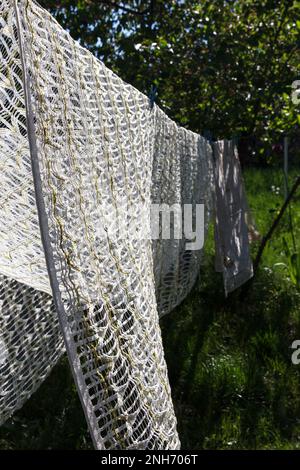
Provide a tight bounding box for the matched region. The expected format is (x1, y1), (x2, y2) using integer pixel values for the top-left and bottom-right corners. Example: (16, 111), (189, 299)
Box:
(0, 167), (300, 450)
(162, 261), (300, 449)
(243, 167), (300, 269)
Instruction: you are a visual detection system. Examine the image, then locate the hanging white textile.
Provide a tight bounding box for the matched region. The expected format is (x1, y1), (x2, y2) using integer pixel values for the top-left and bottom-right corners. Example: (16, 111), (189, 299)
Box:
(213, 140), (254, 295)
(0, 0), (253, 449)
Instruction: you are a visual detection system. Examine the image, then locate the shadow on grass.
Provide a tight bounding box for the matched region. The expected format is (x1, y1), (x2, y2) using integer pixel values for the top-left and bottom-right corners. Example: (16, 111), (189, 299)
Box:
(161, 256), (300, 449)
(0, 256), (299, 449)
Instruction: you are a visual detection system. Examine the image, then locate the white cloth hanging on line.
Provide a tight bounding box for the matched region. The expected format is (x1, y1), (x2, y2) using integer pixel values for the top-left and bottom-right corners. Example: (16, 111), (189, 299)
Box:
(0, 0), (253, 449)
(213, 140), (254, 295)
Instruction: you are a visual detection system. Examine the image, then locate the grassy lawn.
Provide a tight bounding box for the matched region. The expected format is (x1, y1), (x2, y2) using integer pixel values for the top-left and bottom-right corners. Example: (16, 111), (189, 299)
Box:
(0, 167), (300, 450)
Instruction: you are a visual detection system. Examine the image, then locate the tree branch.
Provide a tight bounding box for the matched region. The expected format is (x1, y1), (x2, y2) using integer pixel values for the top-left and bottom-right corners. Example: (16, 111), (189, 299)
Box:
(98, 0), (150, 15)
(253, 175), (300, 272)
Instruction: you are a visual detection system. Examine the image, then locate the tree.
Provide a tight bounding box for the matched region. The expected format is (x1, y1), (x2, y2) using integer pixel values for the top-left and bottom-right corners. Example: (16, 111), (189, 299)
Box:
(40, 0), (300, 161)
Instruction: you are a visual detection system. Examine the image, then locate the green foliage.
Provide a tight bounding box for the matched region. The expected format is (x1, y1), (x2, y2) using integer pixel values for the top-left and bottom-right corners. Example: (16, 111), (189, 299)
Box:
(274, 237), (300, 288)
(243, 168), (300, 270)
(39, 0), (300, 151)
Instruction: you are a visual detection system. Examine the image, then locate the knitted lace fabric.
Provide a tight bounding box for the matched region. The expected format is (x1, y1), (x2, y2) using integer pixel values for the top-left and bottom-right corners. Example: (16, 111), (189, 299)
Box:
(0, 0), (221, 449)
